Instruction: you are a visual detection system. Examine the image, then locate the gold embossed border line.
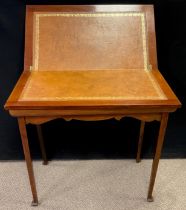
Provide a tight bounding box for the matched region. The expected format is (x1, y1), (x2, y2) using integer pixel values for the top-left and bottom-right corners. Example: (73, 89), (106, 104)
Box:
(33, 12), (148, 71)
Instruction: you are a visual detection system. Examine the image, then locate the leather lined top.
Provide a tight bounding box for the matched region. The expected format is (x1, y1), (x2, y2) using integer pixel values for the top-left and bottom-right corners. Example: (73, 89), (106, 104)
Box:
(19, 70), (166, 102)
(32, 12), (149, 71)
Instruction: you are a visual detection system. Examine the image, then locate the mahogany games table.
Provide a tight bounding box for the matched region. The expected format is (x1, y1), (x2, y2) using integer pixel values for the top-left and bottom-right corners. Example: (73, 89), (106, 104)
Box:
(4, 5), (181, 206)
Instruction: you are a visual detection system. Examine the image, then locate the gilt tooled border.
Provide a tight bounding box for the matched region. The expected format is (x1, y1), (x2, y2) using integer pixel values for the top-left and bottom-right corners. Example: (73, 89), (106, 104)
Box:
(19, 70), (166, 101)
(33, 12), (148, 71)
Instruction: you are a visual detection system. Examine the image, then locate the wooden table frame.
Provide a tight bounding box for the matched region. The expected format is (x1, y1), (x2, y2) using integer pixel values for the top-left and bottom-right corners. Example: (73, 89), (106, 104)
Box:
(17, 112), (169, 206)
(4, 5), (181, 206)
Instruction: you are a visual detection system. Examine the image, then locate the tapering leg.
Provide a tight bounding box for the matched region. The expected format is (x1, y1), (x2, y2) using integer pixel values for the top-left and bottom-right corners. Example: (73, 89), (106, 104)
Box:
(147, 113), (169, 202)
(36, 125), (48, 165)
(136, 121), (145, 163)
(18, 117), (39, 206)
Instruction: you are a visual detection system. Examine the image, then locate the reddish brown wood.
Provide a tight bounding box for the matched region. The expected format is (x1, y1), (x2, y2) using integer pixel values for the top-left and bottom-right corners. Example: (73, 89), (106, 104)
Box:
(24, 7), (34, 71)
(136, 121), (145, 163)
(24, 113), (161, 125)
(3, 5), (181, 204)
(5, 71), (30, 107)
(151, 70), (179, 100)
(18, 117), (38, 206)
(147, 113), (169, 201)
(36, 125), (48, 165)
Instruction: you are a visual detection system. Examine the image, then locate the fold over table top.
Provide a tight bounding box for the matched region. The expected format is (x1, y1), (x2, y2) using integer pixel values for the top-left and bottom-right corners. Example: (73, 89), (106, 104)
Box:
(5, 5), (181, 111)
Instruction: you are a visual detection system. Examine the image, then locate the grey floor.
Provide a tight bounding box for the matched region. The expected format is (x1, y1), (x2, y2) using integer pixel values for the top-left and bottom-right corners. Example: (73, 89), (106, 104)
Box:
(0, 159), (186, 210)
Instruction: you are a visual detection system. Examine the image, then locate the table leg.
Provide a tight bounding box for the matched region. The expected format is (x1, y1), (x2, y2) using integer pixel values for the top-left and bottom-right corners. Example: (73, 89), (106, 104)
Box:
(136, 121), (145, 163)
(18, 117), (39, 206)
(36, 125), (48, 165)
(147, 113), (169, 202)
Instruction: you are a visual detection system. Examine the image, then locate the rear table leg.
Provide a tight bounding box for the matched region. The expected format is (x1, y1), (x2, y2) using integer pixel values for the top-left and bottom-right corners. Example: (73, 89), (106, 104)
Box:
(136, 121), (145, 163)
(36, 125), (48, 165)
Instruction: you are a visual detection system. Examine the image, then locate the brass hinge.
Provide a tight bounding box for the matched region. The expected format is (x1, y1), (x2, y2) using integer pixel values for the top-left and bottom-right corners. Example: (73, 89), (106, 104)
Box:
(148, 64), (152, 71)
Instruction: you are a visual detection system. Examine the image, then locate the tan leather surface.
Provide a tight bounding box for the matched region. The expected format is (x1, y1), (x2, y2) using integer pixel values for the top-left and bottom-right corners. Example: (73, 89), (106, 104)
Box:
(33, 12), (148, 71)
(19, 70), (166, 102)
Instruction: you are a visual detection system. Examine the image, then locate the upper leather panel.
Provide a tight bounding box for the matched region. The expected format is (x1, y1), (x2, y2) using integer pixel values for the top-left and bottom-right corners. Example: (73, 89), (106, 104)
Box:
(32, 12), (149, 71)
